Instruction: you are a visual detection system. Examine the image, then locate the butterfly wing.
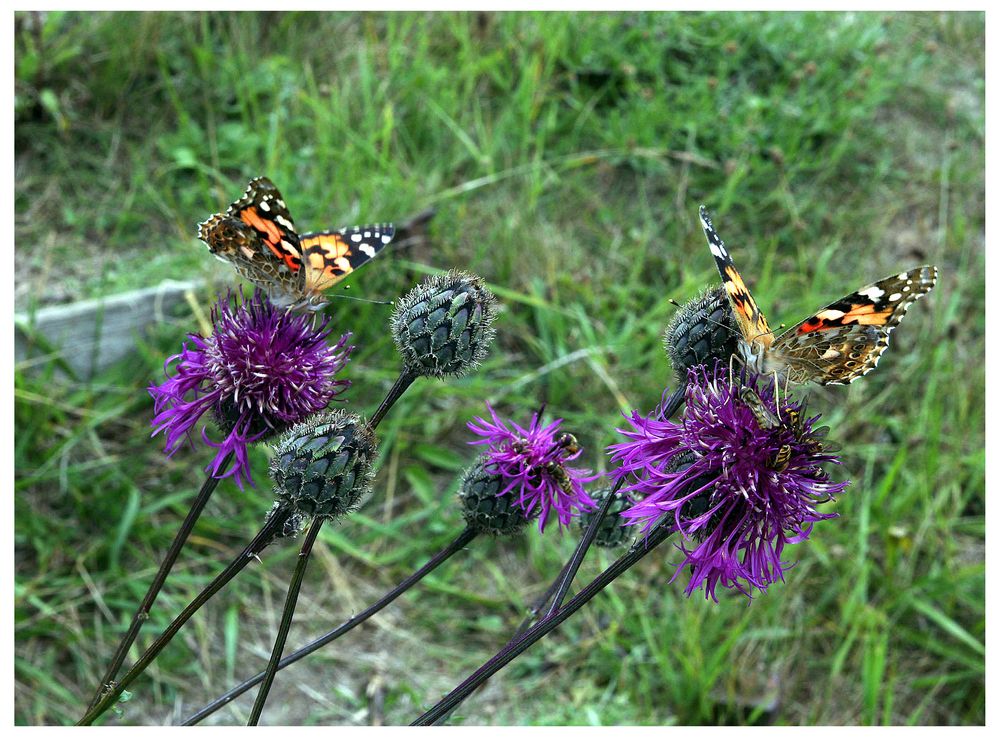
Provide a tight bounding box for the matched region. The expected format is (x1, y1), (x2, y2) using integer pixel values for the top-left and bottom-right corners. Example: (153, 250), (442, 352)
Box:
(224, 177), (303, 275)
(197, 177), (306, 297)
(769, 266), (937, 385)
(698, 206), (774, 350)
(298, 224), (395, 295)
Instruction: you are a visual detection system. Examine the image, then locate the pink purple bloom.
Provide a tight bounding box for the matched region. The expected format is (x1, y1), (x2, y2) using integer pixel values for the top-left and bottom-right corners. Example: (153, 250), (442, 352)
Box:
(149, 290), (354, 489)
(608, 365), (848, 601)
(467, 404), (600, 533)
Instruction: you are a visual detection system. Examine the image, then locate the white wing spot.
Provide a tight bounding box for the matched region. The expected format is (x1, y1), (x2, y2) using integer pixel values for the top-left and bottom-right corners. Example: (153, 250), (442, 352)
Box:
(902, 285), (911, 292)
(709, 243), (727, 259)
(276, 215), (294, 230)
(820, 348), (841, 360)
(360, 244), (376, 258)
(817, 309), (846, 320)
(897, 272), (909, 281)
(888, 292), (902, 302)
(350, 233), (362, 243)
(858, 285), (885, 301)
(364, 231), (371, 238)
(381, 234), (392, 244)
(259, 200), (271, 212)
(276, 199), (287, 209)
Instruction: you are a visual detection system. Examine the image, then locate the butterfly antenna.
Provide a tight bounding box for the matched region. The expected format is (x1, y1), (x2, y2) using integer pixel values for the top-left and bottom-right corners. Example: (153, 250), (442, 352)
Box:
(327, 290), (395, 307)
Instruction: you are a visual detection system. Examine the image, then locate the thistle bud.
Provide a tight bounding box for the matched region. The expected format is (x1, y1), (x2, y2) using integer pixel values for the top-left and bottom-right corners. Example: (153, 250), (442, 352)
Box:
(269, 410), (378, 520)
(577, 486), (634, 548)
(459, 454), (531, 536)
(663, 286), (739, 378)
(390, 270), (498, 378)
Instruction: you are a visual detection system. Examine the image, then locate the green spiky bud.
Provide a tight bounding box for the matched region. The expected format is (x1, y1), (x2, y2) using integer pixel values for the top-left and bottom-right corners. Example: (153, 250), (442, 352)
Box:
(663, 286), (740, 378)
(390, 270), (498, 378)
(269, 410), (378, 520)
(458, 454), (531, 536)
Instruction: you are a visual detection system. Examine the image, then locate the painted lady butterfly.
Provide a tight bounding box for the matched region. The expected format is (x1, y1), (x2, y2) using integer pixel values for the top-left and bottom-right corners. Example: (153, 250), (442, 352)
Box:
(198, 177), (394, 310)
(699, 206), (937, 385)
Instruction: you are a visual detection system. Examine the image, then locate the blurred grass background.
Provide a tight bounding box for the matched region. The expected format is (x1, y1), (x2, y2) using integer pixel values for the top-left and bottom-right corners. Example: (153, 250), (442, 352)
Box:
(14, 10), (983, 726)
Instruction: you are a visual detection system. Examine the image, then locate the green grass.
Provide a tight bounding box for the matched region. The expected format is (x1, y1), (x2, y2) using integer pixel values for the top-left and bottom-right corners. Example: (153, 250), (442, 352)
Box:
(14, 10), (984, 726)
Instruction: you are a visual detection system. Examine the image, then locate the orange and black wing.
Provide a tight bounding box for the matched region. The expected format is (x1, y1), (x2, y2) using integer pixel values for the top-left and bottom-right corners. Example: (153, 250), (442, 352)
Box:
(770, 266), (937, 384)
(698, 206), (774, 350)
(298, 224), (395, 295)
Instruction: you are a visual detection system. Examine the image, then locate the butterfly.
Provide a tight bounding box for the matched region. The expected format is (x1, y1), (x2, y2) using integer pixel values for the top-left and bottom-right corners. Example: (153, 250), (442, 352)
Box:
(198, 177), (394, 310)
(699, 206), (937, 385)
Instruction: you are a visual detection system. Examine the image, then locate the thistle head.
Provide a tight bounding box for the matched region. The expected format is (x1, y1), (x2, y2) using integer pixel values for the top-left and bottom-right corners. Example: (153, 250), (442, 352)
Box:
(576, 486), (635, 549)
(390, 271), (498, 378)
(662, 286), (740, 379)
(269, 410), (378, 520)
(609, 363), (848, 601)
(149, 290), (354, 489)
(458, 454), (533, 536)
(467, 403), (601, 533)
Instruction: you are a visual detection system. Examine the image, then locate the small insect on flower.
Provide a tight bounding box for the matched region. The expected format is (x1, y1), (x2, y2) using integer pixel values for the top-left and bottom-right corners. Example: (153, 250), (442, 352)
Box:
(609, 363), (849, 601)
(149, 290), (354, 489)
(467, 404), (600, 533)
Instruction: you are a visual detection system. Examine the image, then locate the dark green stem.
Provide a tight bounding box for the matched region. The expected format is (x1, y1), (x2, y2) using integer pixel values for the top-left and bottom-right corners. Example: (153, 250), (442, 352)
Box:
(77, 507), (291, 726)
(412, 520), (676, 726)
(87, 453), (232, 709)
(512, 557), (573, 640)
(543, 476), (626, 618)
(369, 371), (417, 430)
(544, 385), (684, 617)
(182, 526), (478, 725)
(247, 517), (325, 725)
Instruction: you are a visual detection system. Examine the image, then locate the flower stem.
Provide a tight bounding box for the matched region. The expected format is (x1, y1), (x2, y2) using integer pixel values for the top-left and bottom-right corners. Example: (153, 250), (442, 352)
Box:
(542, 384), (685, 615)
(182, 525), (478, 725)
(86, 453), (233, 709)
(77, 507), (291, 726)
(412, 520), (677, 726)
(369, 370), (417, 430)
(511, 557), (573, 640)
(247, 517), (325, 725)
(543, 475), (627, 618)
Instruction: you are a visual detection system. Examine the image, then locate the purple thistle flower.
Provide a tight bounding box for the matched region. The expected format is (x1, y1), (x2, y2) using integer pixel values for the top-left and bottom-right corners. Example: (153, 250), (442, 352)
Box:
(608, 364), (848, 601)
(149, 290), (354, 490)
(467, 403), (600, 533)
